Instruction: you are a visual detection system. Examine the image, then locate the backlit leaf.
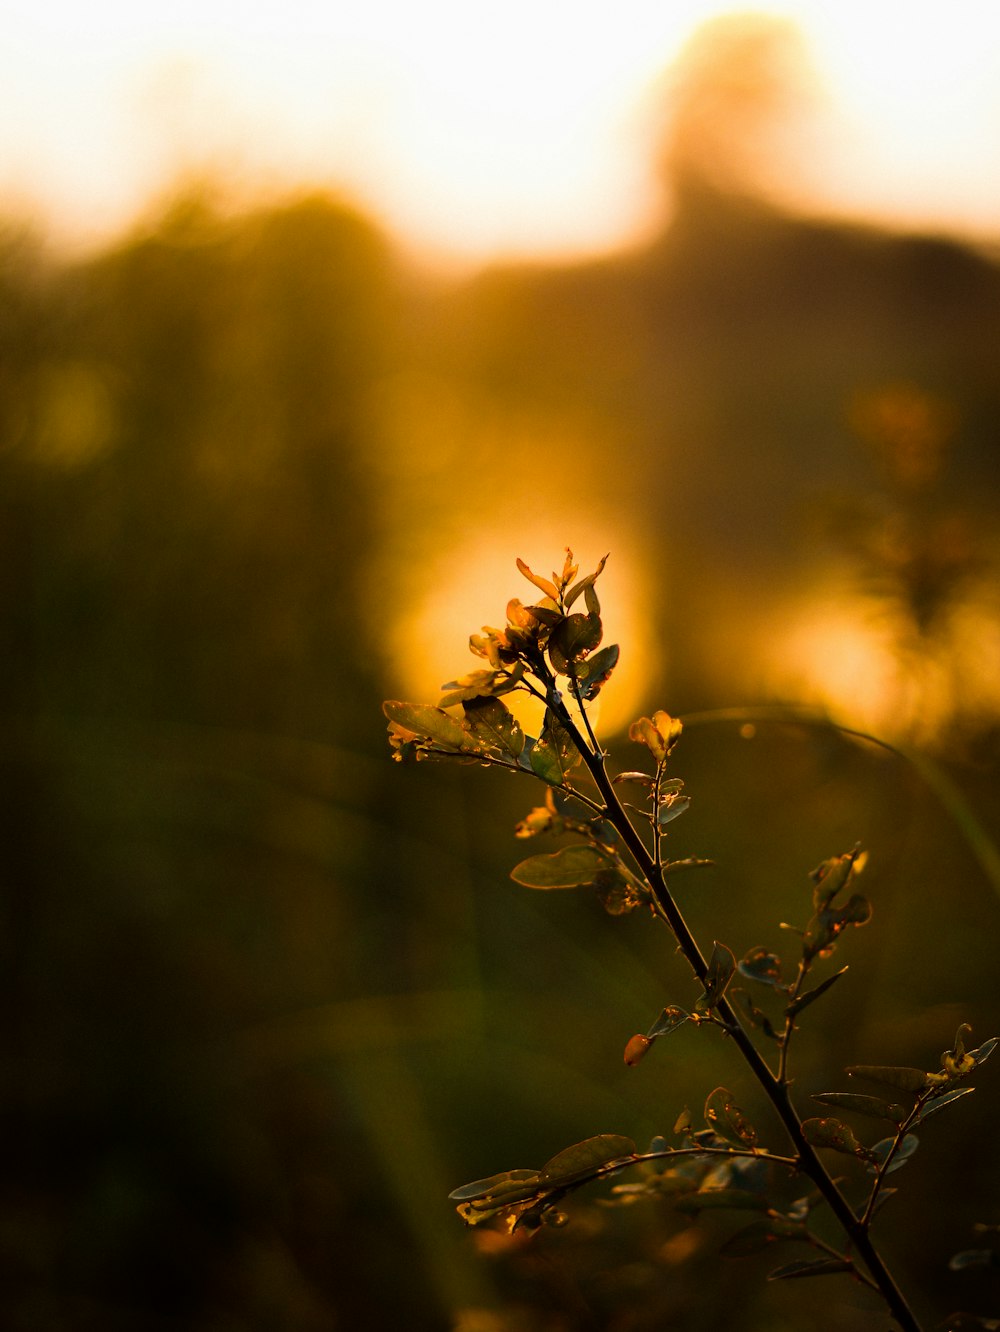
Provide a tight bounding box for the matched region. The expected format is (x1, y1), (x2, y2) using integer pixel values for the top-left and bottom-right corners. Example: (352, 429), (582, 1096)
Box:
(701, 941), (736, 1009)
(802, 894), (872, 959)
(657, 794), (691, 825)
(438, 668), (504, 708)
(970, 1035), (999, 1068)
(564, 555), (609, 608)
(548, 612), (603, 674)
(802, 1117), (870, 1159)
(529, 710), (580, 785)
(540, 1134), (636, 1185)
(704, 1087), (757, 1148)
(738, 947), (784, 989)
(510, 844), (613, 889)
(785, 967), (849, 1018)
(662, 857), (715, 876)
(628, 711), (682, 764)
(514, 797), (561, 839)
(462, 696), (525, 758)
(593, 865), (646, 915)
(572, 643), (620, 700)
(449, 1168), (541, 1203)
(516, 557), (559, 601)
(846, 1065), (929, 1094)
(524, 603), (563, 628)
(382, 700), (480, 753)
(811, 1092), (907, 1124)
(912, 1086), (975, 1126)
(648, 1006), (691, 1039)
(810, 850), (859, 910)
(866, 1133), (919, 1175)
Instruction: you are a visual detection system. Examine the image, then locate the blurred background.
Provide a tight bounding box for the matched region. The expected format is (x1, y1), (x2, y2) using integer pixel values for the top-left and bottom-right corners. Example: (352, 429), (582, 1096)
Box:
(2, 4), (1000, 1329)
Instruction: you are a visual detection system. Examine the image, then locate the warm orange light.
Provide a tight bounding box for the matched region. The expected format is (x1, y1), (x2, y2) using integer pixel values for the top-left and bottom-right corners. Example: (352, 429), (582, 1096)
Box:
(384, 531), (653, 741)
(763, 590), (1000, 746)
(4, 3), (1000, 263)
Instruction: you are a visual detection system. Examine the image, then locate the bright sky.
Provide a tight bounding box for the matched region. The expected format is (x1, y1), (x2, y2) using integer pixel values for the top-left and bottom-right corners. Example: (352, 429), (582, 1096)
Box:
(3, 1), (1000, 264)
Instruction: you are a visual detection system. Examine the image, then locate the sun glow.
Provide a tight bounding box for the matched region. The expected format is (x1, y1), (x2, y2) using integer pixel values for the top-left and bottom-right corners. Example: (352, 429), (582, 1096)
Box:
(4, 2), (1000, 263)
(386, 535), (653, 742)
(763, 591), (1000, 746)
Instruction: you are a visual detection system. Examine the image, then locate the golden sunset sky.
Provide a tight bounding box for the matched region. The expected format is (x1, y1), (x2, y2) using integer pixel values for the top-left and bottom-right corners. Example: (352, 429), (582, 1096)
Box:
(3, 0), (1000, 264)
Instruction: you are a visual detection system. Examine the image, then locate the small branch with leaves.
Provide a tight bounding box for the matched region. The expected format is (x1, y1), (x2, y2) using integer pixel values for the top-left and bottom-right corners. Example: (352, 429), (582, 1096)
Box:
(382, 549), (997, 1332)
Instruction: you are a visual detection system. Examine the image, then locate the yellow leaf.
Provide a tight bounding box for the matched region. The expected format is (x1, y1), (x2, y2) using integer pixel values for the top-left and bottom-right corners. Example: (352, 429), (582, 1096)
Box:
(516, 557), (559, 601)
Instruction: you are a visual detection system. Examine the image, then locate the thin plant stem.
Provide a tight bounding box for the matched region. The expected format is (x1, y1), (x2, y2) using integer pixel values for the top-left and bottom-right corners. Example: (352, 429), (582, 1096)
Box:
(543, 681), (924, 1332)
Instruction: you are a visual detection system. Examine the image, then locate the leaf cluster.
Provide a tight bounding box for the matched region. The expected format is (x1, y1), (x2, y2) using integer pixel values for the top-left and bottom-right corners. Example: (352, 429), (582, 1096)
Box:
(382, 550), (998, 1331)
(801, 1025), (998, 1211)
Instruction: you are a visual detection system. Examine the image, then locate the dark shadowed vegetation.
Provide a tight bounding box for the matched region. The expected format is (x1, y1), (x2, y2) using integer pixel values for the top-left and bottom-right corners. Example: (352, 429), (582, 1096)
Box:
(2, 22), (999, 1326)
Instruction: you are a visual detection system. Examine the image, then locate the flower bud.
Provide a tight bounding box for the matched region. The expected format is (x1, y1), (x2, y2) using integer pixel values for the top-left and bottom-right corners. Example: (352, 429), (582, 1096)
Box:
(624, 1034), (652, 1066)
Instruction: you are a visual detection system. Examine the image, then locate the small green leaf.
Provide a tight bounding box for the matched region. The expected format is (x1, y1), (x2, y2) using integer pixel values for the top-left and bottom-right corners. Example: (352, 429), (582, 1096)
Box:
(516, 557), (559, 601)
(657, 794), (691, 825)
(866, 1133), (919, 1175)
(767, 1257), (854, 1281)
(704, 1087), (757, 1148)
(528, 736), (566, 785)
(701, 941), (737, 1009)
(462, 696), (525, 758)
(912, 1086), (975, 1126)
(438, 669), (504, 708)
(564, 555), (609, 609)
(738, 947), (784, 989)
(647, 1006), (691, 1039)
(811, 1092), (907, 1124)
(970, 1035), (999, 1068)
(593, 865), (646, 915)
(662, 857), (715, 876)
(382, 700), (480, 753)
(540, 1134), (636, 1185)
(548, 612), (603, 675)
(573, 643), (619, 700)
(802, 894), (872, 959)
(449, 1168), (541, 1203)
(511, 844), (614, 889)
(628, 711), (682, 764)
(810, 850), (859, 910)
(529, 709), (580, 785)
(785, 967), (849, 1018)
(524, 603), (563, 628)
(612, 770), (654, 787)
(802, 1117), (870, 1159)
(847, 1065), (929, 1094)
(674, 1188), (770, 1214)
